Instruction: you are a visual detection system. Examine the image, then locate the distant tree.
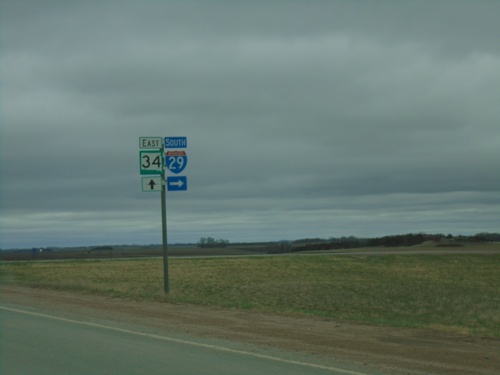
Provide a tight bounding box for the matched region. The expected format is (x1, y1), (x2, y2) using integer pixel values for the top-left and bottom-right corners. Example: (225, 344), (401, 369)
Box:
(198, 237), (229, 248)
(206, 237), (215, 247)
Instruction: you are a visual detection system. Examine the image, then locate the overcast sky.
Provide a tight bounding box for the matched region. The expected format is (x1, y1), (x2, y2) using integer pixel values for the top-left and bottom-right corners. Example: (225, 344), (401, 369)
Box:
(1, 1), (499, 249)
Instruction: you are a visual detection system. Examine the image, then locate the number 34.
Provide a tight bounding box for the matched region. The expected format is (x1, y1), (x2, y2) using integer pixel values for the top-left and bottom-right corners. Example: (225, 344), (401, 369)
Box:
(141, 154), (162, 169)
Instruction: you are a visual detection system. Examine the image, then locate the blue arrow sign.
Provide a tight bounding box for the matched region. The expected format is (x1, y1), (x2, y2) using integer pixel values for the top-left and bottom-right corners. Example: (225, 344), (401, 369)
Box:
(167, 176), (187, 191)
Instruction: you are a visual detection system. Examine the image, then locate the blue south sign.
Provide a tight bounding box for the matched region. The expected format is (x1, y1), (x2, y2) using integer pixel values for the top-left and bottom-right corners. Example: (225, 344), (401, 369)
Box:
(165, 151), (187, 174)
(165, 137), (187, 148)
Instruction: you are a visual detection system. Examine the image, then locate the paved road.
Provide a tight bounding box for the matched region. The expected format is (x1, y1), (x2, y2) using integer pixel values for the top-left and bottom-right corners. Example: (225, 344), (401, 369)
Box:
(0, 306), (371, 375)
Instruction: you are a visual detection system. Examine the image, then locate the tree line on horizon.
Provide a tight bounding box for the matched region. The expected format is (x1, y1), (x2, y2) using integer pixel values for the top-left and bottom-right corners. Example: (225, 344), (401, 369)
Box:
(194, 232), (500, 253)
(268, 232), (500, 254)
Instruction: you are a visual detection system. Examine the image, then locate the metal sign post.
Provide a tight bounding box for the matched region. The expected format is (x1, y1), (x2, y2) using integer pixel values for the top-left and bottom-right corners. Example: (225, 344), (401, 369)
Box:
(160, 148), (169, 293)
(139, 136), (188, 294)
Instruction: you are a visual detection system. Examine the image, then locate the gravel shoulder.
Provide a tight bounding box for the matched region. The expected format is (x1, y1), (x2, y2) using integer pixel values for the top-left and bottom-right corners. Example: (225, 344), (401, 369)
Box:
(1, 285), (498, 375)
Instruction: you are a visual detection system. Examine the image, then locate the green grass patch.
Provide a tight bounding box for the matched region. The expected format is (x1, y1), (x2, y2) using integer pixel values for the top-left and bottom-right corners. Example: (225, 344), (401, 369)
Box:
(1, 254), (499, 337)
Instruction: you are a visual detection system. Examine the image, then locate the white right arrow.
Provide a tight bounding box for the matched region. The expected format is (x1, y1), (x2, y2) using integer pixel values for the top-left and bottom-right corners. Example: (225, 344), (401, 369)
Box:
(169, 179), (184, 187)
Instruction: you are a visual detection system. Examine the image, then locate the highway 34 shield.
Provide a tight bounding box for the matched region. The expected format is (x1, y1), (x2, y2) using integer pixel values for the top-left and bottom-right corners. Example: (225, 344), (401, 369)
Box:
(140, 150), (163, 175)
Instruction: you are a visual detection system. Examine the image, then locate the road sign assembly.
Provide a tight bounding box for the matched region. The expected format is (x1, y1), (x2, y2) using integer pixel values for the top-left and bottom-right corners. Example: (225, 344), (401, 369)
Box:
(138, 136), (189, 294)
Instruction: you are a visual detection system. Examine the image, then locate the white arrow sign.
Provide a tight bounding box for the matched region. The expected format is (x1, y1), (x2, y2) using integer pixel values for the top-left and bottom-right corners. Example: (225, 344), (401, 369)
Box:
(142, 176), (162, 192)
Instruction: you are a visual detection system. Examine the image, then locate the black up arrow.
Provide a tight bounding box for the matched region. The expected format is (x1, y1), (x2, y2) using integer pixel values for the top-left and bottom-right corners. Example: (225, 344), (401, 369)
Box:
(148, 179), (156, 190)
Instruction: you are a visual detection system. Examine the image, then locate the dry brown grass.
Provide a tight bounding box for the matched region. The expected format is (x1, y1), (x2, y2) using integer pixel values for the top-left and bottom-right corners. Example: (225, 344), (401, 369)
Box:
(1, 253), (499, 337)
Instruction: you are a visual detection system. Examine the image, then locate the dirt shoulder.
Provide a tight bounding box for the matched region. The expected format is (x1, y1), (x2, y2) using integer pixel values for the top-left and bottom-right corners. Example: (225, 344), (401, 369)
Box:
(1, 285), (498, 375)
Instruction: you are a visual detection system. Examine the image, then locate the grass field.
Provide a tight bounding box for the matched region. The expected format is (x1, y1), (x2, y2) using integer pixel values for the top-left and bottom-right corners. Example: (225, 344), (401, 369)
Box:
(1, 253), (499, 337)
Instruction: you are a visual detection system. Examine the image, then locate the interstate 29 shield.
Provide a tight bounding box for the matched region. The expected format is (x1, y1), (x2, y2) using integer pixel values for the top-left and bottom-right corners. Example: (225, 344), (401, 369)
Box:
(165, 151), (188, 174)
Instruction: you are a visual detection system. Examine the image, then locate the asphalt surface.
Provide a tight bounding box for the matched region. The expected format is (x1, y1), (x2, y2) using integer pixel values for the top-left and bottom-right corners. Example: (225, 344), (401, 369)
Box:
(0, 306), (372, 375)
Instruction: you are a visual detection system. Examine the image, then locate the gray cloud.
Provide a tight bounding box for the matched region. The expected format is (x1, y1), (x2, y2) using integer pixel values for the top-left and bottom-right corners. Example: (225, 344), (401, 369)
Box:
(1, 1), (499, 248)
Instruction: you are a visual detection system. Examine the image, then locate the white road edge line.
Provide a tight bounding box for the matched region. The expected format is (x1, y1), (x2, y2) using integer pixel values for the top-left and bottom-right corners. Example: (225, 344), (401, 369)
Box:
(0, 305), (369, 375)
